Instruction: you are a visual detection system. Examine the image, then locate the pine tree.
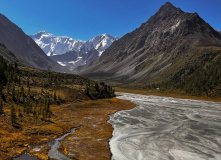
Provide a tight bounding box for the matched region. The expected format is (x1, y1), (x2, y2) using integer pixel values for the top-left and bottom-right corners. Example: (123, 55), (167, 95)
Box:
(27, 80), (30, 88)
(54, 91), (57, 101)
(85, 86), (89, 95)
(23, 102), (27, 114)
(20, 86), (24, 97)
(12, 85), (16, 101)
(6, 82), (10, 93)
(95, 82), (99, 92)
(1, 92), (6, 101)
(10, 105), (16, 126)
(14, 62), (18, 69)
(27, 101), (32, 114)
(112, 89), (115, 97)
(45, 99), (51, 119)
(41, 88), (44, 94)
(58, 94), (62, 101)
(0, 99), (4, 115)
(43, 98), (51, 119)
(28, 87), (31, 95)
(33, 106), (37, 122)
(18, 107), (23, 118)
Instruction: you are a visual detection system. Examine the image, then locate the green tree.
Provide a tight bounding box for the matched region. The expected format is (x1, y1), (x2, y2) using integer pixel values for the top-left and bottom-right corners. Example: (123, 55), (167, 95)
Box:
(85, 86), (89, 96)
(10, 105), (16, 126)
(20, 86), (24, 97)
(12, 85), (16, 101)
(54, 91), (57, 101)
(95, 82), (99, 92)
(45, 98), (51, 119)
(0, 59), (7, 92)
(0, 99), (4, 115)
(18, 107), (23, 118)
(27, 80), (30, 88)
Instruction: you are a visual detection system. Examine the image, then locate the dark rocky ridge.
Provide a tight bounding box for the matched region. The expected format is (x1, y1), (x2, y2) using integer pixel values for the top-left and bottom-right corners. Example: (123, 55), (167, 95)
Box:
(0, 13), (66, 72)
(51, 50), (79, 62)
(76, 2), (221, 86)
(0, 42), (29, 65)
(51, 49), (99, 70)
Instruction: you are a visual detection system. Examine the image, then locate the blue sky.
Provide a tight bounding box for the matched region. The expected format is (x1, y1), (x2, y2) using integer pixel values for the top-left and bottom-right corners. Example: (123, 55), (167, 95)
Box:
(0, 0), (220, 41)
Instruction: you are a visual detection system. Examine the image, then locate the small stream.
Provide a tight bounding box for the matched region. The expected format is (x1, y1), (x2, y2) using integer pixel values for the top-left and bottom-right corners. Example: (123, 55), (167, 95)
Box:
(48, 127), (77, 160)
(14, 127), (77, 160)
(14, 154), (38, 160)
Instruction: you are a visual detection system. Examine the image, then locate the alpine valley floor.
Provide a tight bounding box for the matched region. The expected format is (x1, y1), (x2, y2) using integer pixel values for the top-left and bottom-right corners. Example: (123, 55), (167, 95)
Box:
(6, 98), (136, 160)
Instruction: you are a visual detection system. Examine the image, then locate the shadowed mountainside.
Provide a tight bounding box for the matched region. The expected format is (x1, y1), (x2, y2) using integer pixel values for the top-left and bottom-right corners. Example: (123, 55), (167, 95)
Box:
(76, 2), (221, 95)
(0, 13), (66, 72)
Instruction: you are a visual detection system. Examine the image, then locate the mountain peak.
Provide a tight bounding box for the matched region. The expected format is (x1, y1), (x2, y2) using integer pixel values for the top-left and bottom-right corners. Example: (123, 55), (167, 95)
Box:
(163, 2), (174, 7)
(34, 31), (50, 36)
(77, 1), (221, 83)
(38, 30), (48, 34)
(160, 2), (177, 10)
(101, 33), (108, 36)
(157, 2), (183, 16)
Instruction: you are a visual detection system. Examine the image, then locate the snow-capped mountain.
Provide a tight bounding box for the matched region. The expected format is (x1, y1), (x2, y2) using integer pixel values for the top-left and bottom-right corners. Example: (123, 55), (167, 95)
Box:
(80, 34), (117, 56)
(30, 31), (118, 69)
(30, 31), (84, 56)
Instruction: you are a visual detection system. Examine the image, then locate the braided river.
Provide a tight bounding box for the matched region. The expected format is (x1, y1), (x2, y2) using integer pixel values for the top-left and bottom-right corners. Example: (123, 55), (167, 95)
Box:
(108, 93), (221, 160)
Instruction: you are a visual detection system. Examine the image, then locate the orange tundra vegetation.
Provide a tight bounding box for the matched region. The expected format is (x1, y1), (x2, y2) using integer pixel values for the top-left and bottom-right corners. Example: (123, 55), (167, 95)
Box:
(0, 61), (116, 159)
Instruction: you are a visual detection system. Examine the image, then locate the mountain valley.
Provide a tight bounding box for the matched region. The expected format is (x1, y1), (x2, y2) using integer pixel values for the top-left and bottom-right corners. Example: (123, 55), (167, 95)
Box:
(0, 1), (221, 160)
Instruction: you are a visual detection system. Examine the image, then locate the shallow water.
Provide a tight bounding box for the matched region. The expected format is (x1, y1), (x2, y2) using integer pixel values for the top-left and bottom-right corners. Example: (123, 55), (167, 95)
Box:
(108, 92), (221, 160)
(48, 128), (77, 160)
(14, 154), (38, 160)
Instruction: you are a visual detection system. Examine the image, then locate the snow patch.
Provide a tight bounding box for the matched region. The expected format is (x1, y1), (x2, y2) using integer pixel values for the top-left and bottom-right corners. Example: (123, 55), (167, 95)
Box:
(57, 61), (67, 66)
(171, 21), (181, 33)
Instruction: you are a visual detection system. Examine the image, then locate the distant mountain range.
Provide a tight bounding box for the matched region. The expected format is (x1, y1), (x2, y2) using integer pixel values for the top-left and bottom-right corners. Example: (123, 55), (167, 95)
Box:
(30, 32), (117, 69)
(0, 13), (65, 72)
(76, 2), (221, 94)
(30, 31), (84, 56)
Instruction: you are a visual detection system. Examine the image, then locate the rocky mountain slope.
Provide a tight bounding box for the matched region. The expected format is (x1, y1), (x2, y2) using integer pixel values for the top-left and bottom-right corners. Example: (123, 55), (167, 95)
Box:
(76, 2), (221, 92)
(0, 42), (27, 65)
(30, 32), (117, 69)
(0, 14), (65, 72)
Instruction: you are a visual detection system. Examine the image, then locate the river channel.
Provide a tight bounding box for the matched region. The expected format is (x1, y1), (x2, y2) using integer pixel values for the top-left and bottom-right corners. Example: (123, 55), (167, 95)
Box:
(109, 93), (221, 160)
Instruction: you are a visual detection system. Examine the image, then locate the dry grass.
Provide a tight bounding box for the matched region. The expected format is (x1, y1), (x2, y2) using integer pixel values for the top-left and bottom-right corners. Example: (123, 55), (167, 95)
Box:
(0, 105), (75, 160)
(0, 97), (136, 160)
(56, 98), (136, 160)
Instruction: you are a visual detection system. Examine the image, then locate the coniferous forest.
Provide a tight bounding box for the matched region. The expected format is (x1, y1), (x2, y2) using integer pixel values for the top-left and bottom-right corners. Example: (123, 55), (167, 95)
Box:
(0, 58), (115, 125)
